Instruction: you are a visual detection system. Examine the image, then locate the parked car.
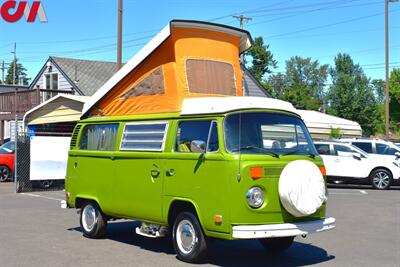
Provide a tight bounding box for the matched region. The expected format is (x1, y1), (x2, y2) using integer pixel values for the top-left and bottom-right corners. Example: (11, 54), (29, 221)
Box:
(0, 141), (15, 182)
(340, 138), (400, 163)
(315, 141), (400, 190)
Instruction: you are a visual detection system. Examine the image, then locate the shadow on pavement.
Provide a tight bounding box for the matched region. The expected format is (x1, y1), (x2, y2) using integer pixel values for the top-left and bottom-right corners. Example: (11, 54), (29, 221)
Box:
(328, 183), (400, 190)
(68, 220), (335, 266)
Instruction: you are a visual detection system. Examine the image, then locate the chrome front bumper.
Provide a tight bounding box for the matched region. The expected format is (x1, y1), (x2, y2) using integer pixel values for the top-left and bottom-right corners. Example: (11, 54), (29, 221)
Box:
(232, 217), (336, 239)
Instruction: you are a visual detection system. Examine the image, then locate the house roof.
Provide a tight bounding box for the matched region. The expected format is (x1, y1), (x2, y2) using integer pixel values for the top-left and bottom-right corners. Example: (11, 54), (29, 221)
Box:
(29, 57), (120, 96)
(50, 57), (119, 96)
(82, 20), (252, 118)
(241, 65), (271, 98)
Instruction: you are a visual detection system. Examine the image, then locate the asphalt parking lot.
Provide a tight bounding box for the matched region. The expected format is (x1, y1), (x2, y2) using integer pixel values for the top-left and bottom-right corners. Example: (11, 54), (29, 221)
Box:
(0, 183), (399, 267)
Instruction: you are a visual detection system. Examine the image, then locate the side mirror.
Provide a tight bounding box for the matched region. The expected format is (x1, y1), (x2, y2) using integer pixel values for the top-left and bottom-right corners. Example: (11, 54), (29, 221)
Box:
(352, 153), (362, 160)
(190, 140), (206, 154)
(395, 152), (400, 159)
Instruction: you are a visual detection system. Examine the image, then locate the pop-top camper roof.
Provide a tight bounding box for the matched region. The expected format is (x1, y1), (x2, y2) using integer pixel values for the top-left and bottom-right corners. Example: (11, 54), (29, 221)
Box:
(81, 20), (253, 118)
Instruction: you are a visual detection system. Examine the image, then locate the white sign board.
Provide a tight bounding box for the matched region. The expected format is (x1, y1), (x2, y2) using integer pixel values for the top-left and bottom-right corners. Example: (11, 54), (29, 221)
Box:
(30, 136), (71, 181)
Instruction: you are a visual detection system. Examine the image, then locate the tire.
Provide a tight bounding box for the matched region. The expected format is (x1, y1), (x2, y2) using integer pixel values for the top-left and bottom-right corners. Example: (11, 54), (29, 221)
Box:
(0, 165), (11, 182)
(172, 212), (208, 263)
(259, 236), (294, 253)
(370, 168), (392, 190)
(79, 201), (107, 239)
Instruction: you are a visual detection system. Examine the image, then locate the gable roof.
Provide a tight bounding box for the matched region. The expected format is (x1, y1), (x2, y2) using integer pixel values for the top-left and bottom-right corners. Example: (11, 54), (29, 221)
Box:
(82, 20), (252, 118)
(29, 57), (120, 96)
(241, 65), (271, 98)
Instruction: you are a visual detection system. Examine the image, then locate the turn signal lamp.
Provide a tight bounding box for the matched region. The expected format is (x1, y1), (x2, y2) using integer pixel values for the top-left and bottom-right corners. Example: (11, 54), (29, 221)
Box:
(319, 166), (326, 177)
(250, 167), (263, 179)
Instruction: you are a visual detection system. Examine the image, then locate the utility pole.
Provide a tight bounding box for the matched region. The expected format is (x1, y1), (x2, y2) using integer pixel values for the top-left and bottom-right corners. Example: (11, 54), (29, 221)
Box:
(233, 15), (252, 29)
(11, 43), (16, 85)
(233, 15), (252, 63)
(117, 0), (123, 71)
(385, 0), (398, 139)
(1, 60), (5, 84)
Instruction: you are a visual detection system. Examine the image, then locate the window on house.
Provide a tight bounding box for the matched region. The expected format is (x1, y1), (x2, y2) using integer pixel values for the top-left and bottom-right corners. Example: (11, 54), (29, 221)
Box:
(120, 122), (168, 151)
(45, 73), (58, 90)
(121, 67), (165, 98)
(175, 120), (219, 153)
(186, 59), (236, 95)
(79, 124), (119, 151)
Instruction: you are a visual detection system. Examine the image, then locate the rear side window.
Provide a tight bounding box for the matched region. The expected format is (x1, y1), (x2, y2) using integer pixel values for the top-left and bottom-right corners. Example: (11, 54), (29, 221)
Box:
(315, 144), (330, 155)
(175, 120), (218, 153)
(120, 122), (168, 151)
(352, 142), (373, 153)
(376, 143), (398, 155)
(79, 124), (119, 151)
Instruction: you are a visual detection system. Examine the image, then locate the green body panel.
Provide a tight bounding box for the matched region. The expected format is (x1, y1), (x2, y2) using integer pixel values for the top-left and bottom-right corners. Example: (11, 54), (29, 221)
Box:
(65, 109), (327, 240)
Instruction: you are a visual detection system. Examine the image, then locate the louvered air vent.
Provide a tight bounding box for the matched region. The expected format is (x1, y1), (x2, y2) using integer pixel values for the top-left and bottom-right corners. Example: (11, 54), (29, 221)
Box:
(70, 124), (82, 149)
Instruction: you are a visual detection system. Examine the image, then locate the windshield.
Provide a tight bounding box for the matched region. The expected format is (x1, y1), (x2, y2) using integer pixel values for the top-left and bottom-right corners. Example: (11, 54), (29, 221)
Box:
(224, 112), (317, 156)
(0, 142), (15, 154)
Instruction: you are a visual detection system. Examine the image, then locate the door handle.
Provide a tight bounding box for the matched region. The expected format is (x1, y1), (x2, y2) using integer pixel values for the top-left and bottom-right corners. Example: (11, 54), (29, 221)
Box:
(151, 169), (161, 178)
(166, 169), (175, 176)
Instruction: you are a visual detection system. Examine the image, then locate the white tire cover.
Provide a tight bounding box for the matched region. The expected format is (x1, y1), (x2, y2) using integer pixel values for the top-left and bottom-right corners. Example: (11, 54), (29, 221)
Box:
(279, 160), (327, 217)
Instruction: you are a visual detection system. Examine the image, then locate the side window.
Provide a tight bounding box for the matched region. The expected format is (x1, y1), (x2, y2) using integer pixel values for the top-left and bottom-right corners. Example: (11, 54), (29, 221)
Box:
(175, 120), (219, 153)
(0, 142), (15, 154)
(120, 122), (168, 151)
(352, 142), (373, 153)
(79, 124), (119, 151)
(315, 144), (330, 155)
(333, 145), (353, 156)
(376, 143), (397, 155)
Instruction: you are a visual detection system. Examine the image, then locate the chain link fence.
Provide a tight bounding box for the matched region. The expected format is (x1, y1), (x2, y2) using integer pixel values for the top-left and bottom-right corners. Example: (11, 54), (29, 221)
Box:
(15, 132), (65, 193)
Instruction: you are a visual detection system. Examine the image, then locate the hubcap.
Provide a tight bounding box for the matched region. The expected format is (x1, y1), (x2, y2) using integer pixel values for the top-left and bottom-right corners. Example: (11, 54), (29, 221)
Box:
(176, 219), (197, 254)
(0, 167), (10, 181)
(373, 172), (390, 189)
(82, 205), (97, 232)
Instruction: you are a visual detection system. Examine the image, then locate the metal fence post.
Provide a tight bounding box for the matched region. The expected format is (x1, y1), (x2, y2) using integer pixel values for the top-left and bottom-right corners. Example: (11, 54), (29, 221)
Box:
(14, 115), (18, 193)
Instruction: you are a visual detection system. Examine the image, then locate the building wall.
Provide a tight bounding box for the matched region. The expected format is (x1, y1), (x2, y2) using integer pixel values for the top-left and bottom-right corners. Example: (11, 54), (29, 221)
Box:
(32, 67), (74, 92)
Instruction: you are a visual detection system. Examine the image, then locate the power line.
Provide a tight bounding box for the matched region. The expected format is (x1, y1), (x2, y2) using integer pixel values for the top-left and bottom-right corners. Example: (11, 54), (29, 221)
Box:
(263, 8), (400, 39)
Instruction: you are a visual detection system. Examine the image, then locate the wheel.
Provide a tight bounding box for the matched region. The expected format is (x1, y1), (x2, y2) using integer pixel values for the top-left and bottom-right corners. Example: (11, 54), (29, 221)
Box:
(370, 169), (392, 190)
(259, 236), (294, 253)
(0, 165), (11, 182)
(172, 212), (208, 263)
(80, 202), (107, 239)
(38, 180), (54, 188)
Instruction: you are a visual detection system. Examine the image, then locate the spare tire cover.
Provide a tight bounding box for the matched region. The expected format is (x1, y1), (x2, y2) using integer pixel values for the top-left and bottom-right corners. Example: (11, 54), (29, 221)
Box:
(279, 160), (327, 217)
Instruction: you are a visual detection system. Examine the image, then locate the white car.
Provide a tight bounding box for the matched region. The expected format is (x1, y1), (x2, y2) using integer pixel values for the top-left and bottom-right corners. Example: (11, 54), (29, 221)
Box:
(315, 141), (400, 190)
(340, 138), (400, 163)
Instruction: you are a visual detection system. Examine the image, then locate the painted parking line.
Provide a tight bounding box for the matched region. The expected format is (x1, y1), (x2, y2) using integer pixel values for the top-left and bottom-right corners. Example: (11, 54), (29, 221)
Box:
(328, 189), (368, 195)
(20, 192), (63, 202)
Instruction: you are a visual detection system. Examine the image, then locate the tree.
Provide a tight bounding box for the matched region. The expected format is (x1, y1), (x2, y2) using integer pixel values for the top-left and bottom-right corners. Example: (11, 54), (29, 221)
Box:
(268, 56), (328, 110)
(245, 36), (277, 82)
(389, 68), (400, 124)
(327, 53), (380, 136)
(5, 59), (29, 85)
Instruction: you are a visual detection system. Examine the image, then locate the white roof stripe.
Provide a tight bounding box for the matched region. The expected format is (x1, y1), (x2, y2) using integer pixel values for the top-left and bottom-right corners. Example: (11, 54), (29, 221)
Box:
(81, 20), (252, 118)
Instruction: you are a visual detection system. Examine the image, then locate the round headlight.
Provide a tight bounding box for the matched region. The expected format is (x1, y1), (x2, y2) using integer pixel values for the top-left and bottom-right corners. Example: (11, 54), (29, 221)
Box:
(246, 187), (264, 208)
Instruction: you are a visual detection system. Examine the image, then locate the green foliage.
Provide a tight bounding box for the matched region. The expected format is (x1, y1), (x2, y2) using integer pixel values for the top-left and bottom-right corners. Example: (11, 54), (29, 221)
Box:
(389, 68), (400, 123)
(246, 36), (277, 81)
(329, 127), (342, 139)
(5, 59), (28, 85)
(268, 56), (328, 110)
(327, 53), (380, 137)
(371, 79), (385, 104)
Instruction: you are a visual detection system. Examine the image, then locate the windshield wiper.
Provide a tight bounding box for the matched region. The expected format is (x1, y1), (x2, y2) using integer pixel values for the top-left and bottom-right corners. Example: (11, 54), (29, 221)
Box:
(232, 146), (279, 158)
(282, 149), (316, 158)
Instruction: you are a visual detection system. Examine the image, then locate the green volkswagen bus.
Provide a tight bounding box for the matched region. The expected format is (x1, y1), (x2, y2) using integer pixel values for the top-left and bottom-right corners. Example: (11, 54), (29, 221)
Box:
(64, 97), (335, 263)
